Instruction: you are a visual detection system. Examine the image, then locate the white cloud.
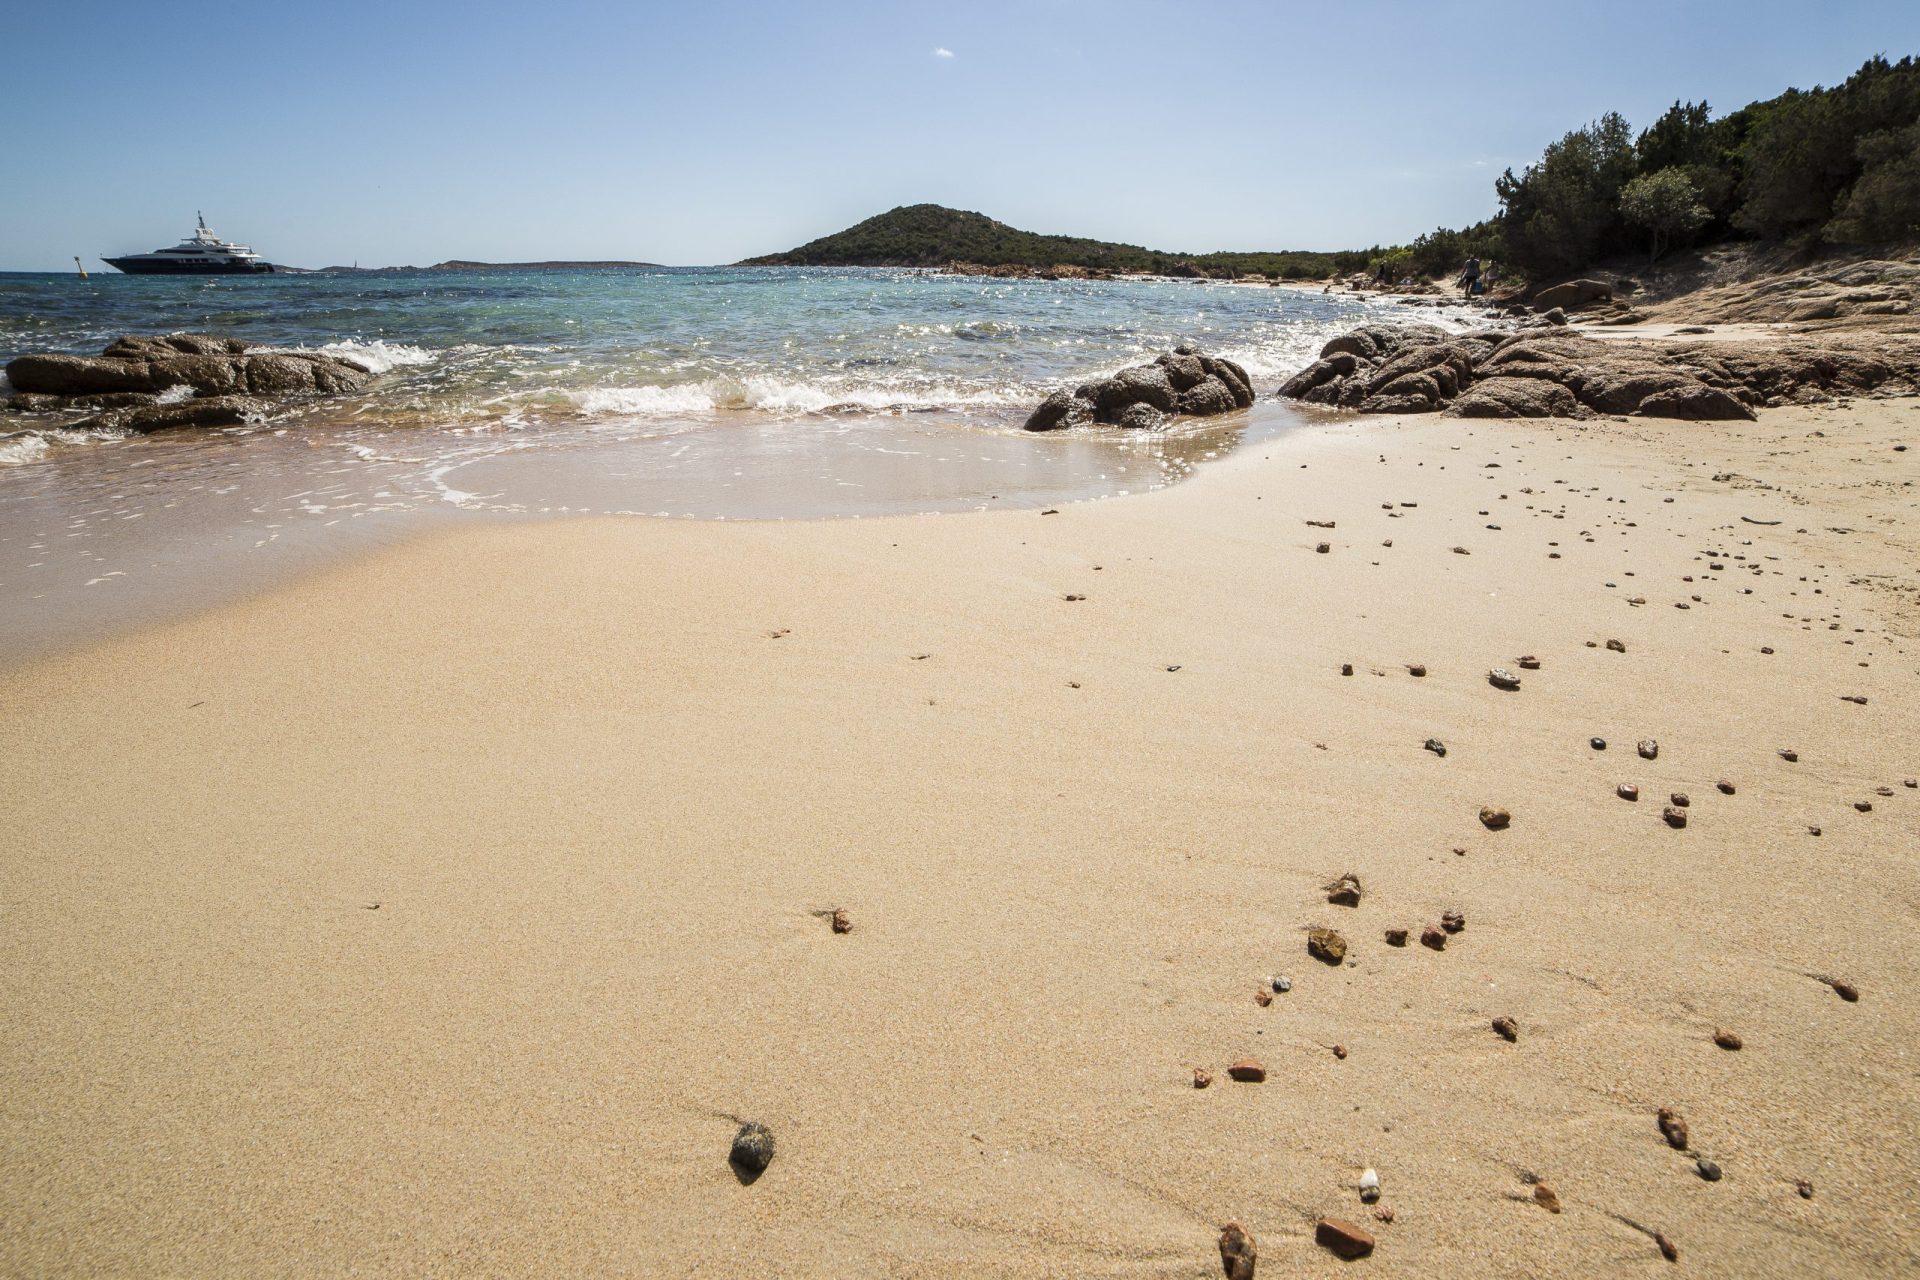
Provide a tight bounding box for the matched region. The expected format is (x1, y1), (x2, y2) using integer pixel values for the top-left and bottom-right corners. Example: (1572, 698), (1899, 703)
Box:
(933, 47), (954, 58)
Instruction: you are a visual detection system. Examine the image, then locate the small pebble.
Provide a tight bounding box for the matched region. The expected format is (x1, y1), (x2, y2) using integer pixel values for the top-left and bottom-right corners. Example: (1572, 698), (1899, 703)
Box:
(1658, 1107), (1689, 1150)
(1327, 873), (1363, 906)
(1441, 908), (1465, 933)
(1717, 780), (1736, 795)
(1533, 1183), (1562, 1213)
(1591, 737), (1607, 750)
(1358, 1168), (1381, 1203)
(1341, 663), (1354, 676)
(1779, 748), (1799, 762)
(1193, 1068), (1212, 1089)
(1618, 783), (1639, 801)
(1797, 1179), (1814, 1198)
(1656, 1231), (1679, 1262)
(1697, 1158), (1723, 1182)
(1479, 806), (1511, 830)
(1670, 792), (1690, 808)
(1384, 928), (1409, 947)
(1663, 806), (1688, 829)
(1517, 655), (1541, 670)
(1638, 739), (1659, 760)
(1271, 976), (1292, 994)
(1828, 978), (1859, 1002)
(1315, 1217), (1376, 1259)
(1488, 667), (1522, 691)
(730, 1121), (776, 1174)
(1713, 1028), (1743, 1051)
(1408, 664), (1428, 677)
(1219, 1222), (1256, 1280)
(1309, 928), (1348, 965)
(1424, 738), (1447, 758)
(1492, 1016), (1518, 1042)
(1854, 800), (1873, 813)
(1421, 925), (1447, 951)
(1316, 542), (1331, 554)
(1255, 988), (1272, 1007)
(1227, 1059), (1266, 1083)
(1332, 1043), (1348, 1060)
(1606, 638), (1627, 653)
(830, 908), (852, 934)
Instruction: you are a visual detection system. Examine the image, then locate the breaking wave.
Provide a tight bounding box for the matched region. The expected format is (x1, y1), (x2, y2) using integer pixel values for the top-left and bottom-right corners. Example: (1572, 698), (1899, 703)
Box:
(562, 376), (1034, 418)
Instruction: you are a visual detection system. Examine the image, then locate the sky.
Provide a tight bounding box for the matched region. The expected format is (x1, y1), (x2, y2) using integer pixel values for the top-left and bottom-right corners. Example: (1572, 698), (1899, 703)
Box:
(2, 0), (1916, 270)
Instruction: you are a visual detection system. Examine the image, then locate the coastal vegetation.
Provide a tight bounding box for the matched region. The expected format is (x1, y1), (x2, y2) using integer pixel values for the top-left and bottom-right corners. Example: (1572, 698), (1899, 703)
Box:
(747, 56), (1917, 288)
(740, 203), (1366, 279)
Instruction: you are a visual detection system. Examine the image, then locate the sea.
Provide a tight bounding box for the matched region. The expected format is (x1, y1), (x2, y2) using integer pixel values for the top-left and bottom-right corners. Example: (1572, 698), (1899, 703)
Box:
(0, 266), (1469, 660)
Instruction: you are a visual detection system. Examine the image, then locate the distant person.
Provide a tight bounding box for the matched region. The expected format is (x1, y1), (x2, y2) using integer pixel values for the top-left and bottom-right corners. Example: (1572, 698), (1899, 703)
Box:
(1373, 261), (1391, 290)
(1484, 262), (1501, 293)
(1460, 256), (1482, 299)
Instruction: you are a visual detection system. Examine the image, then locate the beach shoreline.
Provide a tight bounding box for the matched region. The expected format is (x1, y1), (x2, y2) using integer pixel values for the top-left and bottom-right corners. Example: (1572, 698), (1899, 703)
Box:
(4, 393), (1917, 1276)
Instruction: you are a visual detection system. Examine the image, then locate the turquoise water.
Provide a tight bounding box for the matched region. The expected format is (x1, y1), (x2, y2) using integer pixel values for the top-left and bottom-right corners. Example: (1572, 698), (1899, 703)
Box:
(0, 266), (1457, 657)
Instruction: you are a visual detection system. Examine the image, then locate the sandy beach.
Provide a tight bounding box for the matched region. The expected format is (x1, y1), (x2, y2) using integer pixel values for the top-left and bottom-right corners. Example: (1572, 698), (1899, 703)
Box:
(4, 398), (1918, 1276)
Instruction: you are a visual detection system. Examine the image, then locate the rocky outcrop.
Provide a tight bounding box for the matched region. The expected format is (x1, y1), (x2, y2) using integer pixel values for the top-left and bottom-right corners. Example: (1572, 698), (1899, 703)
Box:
(1279, 324), (1920, 419)
(1023, 347), (1254, 431)
(7, 334), (370, 400)
(1530, 278), (1613, 311)
(4, 334), (374, 434)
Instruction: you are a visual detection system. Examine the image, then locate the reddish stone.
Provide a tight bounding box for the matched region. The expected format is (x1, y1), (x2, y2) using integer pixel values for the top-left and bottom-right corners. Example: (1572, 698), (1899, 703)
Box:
(1227, 1059), (1266, 1083)
(1315, 1218), (1376, 1259)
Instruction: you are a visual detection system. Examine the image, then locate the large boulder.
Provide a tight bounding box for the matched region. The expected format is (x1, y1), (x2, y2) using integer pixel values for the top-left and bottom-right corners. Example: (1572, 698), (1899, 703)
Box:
(5, 335), (372, 401)
(1275, 322), (1920, 421)
(1531, 279), (1613, 311)
(1023, 346), (1255, 431)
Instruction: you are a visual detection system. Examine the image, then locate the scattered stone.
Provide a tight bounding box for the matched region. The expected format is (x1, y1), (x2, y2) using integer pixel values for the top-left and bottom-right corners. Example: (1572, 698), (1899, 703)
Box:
(1875, 786), (1894, 797)
(1797, 1179), (1815, 1199)
(730, 1121), (776, 1174)
(830, 908), (852, 934)
(1194, 1068), (1213, 1089)
(1713, 1028), (1743, 1051)
(1618, 783), (1640, 802)
(1308, 928), (1348, 965)
(1638, 739), (1659, 760)
(1488, 667), (1522, 691)
(1326, 873), (1363, 907)
(1385, 928), (1409, 947)
(1855, 800), (1873, 813)
(1421, 925), (1447, 951)
(1841, 695), (1867, 705)
(1219, 1221), (1256, 1280)
(1779, 748), (1799, 762)
(1452, 546), (1470, 555)
(1424, 738), (1448, 758)
(1827, 978), (1859, 1002)
(1656, 1231), (1679, 1262)
(1315, 1218), (1376, 1260)
(1227, 1060), (1267, 1083)
(1316, 542), (1331, 554)
(1533, 1183), (1562, 1213)
(1658, 1107), (1689, 1150)
(1663, 806), (1688, 829)
(1255, 988), (1273, 1007)
(1492, 1016), (1518, 1042)
(1063, 593), (1086, 602)
(1441, 908), (1465, 934)
(1591, 737), (1608, 751)
(1408, 664), (1428, 677)
(1907, 779), (1918, 789)
(1332, 1043), (1348, 1060)
(1271, 976), (1292, 994)
(1606, 639), (1627, 653)
(1517, 655), (1541, 670)
(1341, 663), (1354, 676)
(1717, 780), (1736, 795)
(1670, 792), (1690, 808)
(1809, 825), (1822, 837)
(1479, 806), (1511, 830)
(1697, 1159), (1723, 1182)
(1359, 1168), (1381, 1203)
(1374, 1205), (1395, 1224)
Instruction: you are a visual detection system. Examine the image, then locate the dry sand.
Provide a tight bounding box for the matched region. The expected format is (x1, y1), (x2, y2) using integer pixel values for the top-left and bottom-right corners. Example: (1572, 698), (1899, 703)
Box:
(3, 398), (1918, 1277)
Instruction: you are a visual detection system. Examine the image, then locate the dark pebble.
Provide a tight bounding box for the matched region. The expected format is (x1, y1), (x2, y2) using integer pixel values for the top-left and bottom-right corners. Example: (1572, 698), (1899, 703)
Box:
(730, 1121), (776, 1174)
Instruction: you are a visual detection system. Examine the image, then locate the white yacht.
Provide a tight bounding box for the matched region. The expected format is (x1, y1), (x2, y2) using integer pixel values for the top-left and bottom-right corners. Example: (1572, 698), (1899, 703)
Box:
(104, 215), (276, 274)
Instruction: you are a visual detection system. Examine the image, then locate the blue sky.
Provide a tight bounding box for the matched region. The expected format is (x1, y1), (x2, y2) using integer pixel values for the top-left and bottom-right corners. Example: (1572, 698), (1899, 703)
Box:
(2, 0), (1915, 269)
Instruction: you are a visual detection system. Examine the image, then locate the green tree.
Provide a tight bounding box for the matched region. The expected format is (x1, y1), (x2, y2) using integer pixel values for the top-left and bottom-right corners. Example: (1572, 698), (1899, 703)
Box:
(1620, 168), (1712, 263)
(1496, 113), (1638, 276)
(1827, 120), (1920, 242)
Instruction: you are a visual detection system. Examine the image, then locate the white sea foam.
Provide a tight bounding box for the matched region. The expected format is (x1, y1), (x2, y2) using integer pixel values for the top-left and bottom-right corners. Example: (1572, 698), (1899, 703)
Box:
(0, 434), (50, 466)
(248, 339), (441, 375)
(563, 377), (1031, 418)
(155, 383), (195, 404)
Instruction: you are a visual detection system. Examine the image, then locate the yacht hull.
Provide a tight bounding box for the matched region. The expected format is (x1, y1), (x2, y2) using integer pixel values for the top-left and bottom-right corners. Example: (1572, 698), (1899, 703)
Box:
(103, 257), (276, 275)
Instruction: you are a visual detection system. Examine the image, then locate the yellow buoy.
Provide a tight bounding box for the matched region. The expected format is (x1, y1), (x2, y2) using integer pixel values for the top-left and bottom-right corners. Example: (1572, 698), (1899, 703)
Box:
(75, 256), (88, 279)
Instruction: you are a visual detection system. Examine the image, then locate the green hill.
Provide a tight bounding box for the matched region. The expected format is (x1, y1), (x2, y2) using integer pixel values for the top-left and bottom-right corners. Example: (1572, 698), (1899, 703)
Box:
(738, 204), (1359, 279)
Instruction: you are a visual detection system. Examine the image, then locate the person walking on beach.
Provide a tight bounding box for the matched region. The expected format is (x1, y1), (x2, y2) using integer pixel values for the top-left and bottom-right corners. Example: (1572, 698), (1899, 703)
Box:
(1460, 256), (1482, 299)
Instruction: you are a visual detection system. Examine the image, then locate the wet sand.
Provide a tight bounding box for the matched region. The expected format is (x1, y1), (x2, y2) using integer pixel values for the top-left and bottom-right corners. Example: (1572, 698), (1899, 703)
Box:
(3, 399), (1917, 1277)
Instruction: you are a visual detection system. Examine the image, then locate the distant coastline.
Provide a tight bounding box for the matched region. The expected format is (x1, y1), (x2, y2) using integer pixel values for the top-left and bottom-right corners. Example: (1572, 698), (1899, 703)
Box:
(315, 260), (663, 272)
